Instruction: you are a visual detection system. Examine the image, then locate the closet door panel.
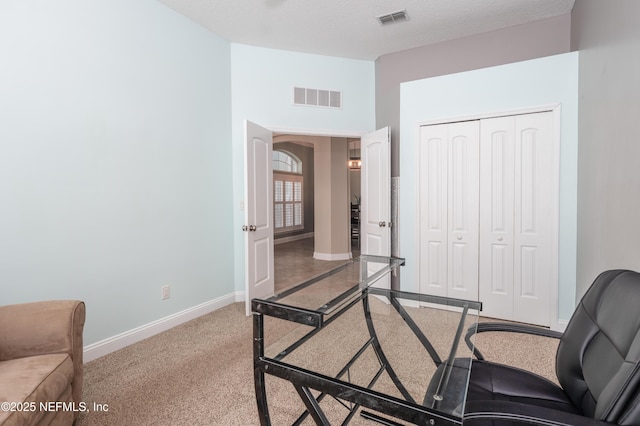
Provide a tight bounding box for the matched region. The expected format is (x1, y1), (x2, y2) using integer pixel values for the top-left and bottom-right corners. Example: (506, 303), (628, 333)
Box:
(479, 117), (515, 320)
(447, 121), (480, 299)
(419, 124), (449, 297)
(513, 112), (553, 325)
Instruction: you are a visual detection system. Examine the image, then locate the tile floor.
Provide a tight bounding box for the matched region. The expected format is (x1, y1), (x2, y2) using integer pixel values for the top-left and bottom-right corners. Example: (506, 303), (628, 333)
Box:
(274, 237), (360, 292)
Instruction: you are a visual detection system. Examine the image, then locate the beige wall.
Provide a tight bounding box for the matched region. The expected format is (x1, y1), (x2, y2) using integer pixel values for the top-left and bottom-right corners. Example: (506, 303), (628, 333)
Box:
(375, 14), (572, 176)
(571, 0), (640, 298)
(330, 138), (350, 256)
(313, 137), (350, 258)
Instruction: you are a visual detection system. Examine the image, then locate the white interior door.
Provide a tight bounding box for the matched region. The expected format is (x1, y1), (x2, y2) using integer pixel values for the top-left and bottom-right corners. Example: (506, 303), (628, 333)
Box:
(447, 121), (480, 299)
(419, 122), (480, 300)
(419, 111), (556, 325)
(479, 116), (516, 320)
(361, 127), (391, 288)
(512, 112), (554, 325)
(419, 123), (449, 297)
(478, 112), (555, 325)
(244, 121), (274, 315)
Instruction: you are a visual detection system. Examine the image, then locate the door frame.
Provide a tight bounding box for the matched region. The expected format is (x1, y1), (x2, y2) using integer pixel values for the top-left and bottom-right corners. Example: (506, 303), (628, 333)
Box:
(414, 104), (562, 330)
(243, 124), (369, 309)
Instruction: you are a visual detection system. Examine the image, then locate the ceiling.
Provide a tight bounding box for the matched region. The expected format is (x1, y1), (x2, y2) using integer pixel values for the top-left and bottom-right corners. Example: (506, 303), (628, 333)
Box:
(157, 0), (575, 60)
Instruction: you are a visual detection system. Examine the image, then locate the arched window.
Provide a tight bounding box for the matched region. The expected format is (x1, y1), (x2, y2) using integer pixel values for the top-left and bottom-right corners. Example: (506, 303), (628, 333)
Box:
(273, 150), (303, 234)
(272, 150), (302, 174)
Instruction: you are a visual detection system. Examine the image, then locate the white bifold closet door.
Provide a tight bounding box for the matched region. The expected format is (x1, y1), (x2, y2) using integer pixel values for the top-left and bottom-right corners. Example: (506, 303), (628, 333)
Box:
(419, 120), (480, 301)
(478, 112), (555, 325)
(419, 112), (555, 326)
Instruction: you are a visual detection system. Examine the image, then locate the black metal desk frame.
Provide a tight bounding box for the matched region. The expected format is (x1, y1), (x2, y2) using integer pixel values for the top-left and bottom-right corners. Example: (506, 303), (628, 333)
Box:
(252, 256), (481, 426)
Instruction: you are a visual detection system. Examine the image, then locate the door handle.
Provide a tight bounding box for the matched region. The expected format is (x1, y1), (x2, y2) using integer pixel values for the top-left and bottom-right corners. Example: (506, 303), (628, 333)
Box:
(378, 221), (386, 227)
(249, 225), (257, 232)
(242, 225), (248, 232)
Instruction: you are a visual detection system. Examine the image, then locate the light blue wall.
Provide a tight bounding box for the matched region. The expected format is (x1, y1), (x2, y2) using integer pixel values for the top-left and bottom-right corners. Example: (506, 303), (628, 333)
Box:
(0, 0), (233, 345)
(0, 0), (574, 348)
(399, 52), (579, 322)
(230, 44), (375, 293)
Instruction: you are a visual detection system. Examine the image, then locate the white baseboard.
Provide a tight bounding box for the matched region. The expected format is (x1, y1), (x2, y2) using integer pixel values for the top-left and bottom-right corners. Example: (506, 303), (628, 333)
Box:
(83, 293), (239, 362)
(274, 232), (314, 245)
(313, 251), (352, 261)
(553, 318), (569, 333)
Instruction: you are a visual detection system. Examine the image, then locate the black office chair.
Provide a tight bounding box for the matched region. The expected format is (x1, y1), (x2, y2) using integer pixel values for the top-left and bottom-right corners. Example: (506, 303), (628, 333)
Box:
(463, 270), (640, 425)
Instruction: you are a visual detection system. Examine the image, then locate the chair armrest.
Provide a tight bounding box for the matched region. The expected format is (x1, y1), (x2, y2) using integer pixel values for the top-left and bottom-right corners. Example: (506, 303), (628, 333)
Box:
(0, 300), (85, 361)
(464, 401), (615, 426)
(465, 322), (562, 360)
(0, 300), (85, 404)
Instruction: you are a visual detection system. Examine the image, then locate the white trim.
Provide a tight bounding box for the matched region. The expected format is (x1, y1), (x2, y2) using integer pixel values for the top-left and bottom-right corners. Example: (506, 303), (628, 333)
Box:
(415, 103), (561, 128)
(553, 319), (569, 333)
(274, 232), (314, 245)
(83, 293), (238, 362)
(313, 251), (352, 261)
(269, 126), (368, 138)
(549, 106), (562, 332)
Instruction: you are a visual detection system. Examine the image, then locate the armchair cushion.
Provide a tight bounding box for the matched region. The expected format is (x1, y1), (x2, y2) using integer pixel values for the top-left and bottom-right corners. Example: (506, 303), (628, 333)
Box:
(0, 354), (75, 425)
(0, 300), (85, 426)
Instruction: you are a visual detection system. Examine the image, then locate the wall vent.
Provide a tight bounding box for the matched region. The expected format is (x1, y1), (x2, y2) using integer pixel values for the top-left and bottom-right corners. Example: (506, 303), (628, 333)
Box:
(293, 87), (342, 109)
(376, 9), (409, 25)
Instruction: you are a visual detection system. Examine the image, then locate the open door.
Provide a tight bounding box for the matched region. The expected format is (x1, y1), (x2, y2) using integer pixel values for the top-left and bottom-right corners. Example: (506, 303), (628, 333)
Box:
(361, 127), (391, 289)
(244, 121), (274, 315)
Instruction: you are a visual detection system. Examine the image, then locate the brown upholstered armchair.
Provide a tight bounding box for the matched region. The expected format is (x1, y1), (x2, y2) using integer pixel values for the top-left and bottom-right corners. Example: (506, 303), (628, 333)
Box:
(0, 300), (85, 426)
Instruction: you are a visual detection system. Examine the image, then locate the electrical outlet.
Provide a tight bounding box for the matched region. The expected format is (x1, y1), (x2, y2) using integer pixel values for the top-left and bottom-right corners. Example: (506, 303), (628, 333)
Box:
(161, 285), (170, 300)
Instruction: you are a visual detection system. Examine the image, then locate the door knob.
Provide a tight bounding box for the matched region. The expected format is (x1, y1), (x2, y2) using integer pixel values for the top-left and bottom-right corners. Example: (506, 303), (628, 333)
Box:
(497, 236), (503, 241)
(457, 235), (462, 240)
(242, 225), (248, 232)
(378, 221), (386, 227)
(249, 225), (257, 232)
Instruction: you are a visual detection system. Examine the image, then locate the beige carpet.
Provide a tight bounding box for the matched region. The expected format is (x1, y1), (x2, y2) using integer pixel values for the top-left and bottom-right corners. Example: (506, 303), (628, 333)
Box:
(77, 301), (558, 425)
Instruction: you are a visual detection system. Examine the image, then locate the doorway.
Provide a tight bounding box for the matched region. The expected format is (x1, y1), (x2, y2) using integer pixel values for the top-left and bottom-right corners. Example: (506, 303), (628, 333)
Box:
(272, 134), (360, 293)
(244, 123), (391, 315)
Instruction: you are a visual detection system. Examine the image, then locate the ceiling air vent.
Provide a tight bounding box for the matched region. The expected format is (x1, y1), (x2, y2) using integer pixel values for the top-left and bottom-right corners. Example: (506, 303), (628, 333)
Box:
(293, 87), (342, 109)
(376, 9), (409, 25)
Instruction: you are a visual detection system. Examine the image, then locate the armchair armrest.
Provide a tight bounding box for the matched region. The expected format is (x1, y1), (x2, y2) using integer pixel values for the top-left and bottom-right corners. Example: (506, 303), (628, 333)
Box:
(464, 401), (614, 426)
(0, 300), (86, 403)
(465, 322), (562, 360)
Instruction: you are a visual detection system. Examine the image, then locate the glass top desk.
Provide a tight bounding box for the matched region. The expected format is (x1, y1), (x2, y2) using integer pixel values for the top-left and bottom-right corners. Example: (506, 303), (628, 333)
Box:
(252, 255), (482, 426)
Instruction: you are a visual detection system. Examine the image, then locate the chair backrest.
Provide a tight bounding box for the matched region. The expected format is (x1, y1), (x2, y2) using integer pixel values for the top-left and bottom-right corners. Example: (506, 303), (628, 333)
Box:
(556, 270), (640, 425)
